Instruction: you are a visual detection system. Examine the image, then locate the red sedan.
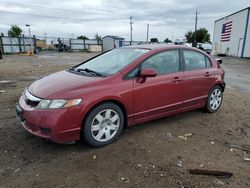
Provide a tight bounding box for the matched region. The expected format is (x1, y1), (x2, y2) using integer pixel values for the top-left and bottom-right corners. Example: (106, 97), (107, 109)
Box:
(16, 45), (225, 147)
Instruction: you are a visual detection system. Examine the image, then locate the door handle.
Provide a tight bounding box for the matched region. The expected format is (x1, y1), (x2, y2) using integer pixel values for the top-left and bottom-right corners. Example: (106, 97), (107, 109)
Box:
(205, 72), (212, 77)
(172, 76), (183, 82)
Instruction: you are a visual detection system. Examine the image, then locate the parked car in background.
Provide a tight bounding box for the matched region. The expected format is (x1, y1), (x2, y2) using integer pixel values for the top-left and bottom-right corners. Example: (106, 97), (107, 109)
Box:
(197, 43), (212, 54)
(16, 45), (225, 147)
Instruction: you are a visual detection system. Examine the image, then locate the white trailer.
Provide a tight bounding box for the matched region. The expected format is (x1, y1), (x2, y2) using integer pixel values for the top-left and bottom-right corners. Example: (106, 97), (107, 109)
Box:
(102, 36), (124, 51)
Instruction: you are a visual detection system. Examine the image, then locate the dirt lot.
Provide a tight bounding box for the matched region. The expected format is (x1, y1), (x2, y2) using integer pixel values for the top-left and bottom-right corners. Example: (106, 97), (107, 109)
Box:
(0, 52), (250, 188)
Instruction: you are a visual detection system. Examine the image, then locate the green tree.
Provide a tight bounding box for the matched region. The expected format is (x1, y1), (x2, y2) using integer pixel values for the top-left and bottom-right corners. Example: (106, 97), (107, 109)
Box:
(185, 31), (193, 43)
(0, 32), (4, 37)
(195, 28), (210, 43)
(8, 25), (22, 37)
(164, 38), (172, 43)
(150, 38), (159, 43)
(95, 33), (102, 44)
(185, 28), (210, 43)
(95, 33), (101, 41)
(77, 35), (89, 40)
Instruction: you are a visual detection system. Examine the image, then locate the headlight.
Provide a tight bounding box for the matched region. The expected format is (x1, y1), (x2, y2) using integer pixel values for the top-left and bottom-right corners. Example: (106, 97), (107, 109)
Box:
(37, 99), (82, 109)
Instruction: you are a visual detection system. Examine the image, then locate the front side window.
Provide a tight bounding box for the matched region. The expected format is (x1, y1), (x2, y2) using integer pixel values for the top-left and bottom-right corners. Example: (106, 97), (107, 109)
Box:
(183, 50), (206, 71)
(141, 50), (180, 75)
(76, 48), (149, 76)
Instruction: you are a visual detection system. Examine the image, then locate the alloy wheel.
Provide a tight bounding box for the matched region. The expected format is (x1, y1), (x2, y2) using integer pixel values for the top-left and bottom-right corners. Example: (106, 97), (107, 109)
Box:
(209, 88), (222, 110)
(91, 109), (120, 142)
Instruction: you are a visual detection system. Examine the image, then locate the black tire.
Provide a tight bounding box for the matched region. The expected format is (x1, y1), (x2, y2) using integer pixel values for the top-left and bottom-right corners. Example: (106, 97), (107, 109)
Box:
(83, 102), (124, 147)
(205, 85), (223, 113)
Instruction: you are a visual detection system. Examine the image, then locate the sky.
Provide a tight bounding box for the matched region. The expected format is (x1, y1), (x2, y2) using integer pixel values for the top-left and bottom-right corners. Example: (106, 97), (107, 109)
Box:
(0, 0), (249, 42)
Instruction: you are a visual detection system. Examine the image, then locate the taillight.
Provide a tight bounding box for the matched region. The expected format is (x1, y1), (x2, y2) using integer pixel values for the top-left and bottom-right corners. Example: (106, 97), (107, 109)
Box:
(216, 59), (223, 68)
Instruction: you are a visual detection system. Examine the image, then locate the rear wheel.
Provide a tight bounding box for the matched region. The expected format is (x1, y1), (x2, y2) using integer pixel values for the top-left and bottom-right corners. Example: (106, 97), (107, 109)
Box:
(83, 102), (124, 147)
(205, 85), (223, 113)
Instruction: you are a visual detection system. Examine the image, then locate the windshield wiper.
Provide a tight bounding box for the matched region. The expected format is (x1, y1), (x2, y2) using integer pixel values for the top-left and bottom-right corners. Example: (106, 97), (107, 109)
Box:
(76, 68), (105, 77)
(69, 67), (76, 71)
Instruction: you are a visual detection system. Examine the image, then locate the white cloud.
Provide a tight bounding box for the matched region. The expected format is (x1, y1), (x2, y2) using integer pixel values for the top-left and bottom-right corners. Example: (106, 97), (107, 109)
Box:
(0, 0), (249, 41)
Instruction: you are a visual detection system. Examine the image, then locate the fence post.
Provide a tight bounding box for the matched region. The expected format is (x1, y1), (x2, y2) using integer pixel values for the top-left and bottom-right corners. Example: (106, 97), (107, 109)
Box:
(33, 37), (36, 52)
(23, 37), (26, 52)
(83, 39), (86, 50)
(18, 37), (22, 53)
(9, 36), (14, 53)
(0, 36), (4, 54)
(101, 40), (103, 51)
(69, 38), (72, 52)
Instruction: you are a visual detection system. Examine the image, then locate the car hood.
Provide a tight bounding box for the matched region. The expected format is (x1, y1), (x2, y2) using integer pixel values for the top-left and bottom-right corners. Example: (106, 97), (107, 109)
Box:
(28, 70), (103, 99)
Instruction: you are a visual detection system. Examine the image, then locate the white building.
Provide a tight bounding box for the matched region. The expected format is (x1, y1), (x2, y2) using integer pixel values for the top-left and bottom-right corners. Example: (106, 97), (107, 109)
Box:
(102, 36), (124, 51)
(213, 7), (250, 57)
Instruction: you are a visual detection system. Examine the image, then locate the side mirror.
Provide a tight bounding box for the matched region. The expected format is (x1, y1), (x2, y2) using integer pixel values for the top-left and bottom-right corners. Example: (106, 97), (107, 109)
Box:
(216, 59), (223, 64)
(137, 68), (157, 83)
(140, 68), (157, 77)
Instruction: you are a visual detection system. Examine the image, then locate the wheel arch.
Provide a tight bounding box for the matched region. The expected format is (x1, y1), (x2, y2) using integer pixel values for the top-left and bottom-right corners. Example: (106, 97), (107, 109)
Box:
(214, 82), (225, 92)
(208, 81), (225, 94)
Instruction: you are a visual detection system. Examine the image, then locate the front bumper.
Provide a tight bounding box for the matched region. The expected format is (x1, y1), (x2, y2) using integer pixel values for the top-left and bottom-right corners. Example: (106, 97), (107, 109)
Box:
(16, 95), (83, 143)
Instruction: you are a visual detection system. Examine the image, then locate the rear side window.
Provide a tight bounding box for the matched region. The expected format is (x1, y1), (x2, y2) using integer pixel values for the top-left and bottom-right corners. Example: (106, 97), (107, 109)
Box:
(141, 50), (180, 75)
(183, 50), (206, 71)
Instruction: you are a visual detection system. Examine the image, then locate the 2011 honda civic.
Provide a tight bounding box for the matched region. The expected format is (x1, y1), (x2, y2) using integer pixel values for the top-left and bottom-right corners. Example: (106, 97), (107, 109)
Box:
(16, 45), (225, 147)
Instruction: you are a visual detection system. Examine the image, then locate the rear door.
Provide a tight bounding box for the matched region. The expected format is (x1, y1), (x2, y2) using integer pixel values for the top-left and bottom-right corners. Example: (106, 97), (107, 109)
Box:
(133, 50), (184, 120)
(182, 49), (216, 106)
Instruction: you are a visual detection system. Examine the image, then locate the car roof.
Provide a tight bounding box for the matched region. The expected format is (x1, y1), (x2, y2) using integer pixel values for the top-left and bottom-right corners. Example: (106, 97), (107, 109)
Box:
(122, 44), (196, 51)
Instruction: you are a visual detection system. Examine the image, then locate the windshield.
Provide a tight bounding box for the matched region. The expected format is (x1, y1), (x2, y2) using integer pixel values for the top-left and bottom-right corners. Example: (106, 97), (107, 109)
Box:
(76, 48), (149, 76)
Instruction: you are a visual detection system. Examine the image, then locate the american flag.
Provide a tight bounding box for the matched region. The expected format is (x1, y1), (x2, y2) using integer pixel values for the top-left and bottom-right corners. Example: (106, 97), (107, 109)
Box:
(221, 21), (232, 42)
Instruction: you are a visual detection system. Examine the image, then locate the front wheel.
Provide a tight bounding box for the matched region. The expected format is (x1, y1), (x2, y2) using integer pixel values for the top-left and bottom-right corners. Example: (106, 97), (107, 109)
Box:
(83, 102), (124, 147)
(205, 85), (223, 113)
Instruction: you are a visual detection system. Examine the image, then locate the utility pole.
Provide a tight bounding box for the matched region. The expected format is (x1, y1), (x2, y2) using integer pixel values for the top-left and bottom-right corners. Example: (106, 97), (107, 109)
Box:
(44, 32), (47, 51)
(146, 24), (149, 43)
(129, 16), (134, 45)
(44, 32), (47, 44)
(193, 10), (199, 47)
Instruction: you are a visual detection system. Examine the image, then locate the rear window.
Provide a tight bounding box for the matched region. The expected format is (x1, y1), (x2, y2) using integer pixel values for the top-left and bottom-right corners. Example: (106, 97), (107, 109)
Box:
(183, 50), (206, 71)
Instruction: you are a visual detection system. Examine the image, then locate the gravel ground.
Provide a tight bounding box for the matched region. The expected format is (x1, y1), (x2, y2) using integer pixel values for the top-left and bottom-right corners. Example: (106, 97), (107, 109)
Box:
(0, 52), (250, 188)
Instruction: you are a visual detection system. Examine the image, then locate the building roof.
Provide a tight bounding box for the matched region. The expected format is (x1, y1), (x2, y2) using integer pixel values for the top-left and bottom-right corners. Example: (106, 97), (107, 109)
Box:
(215, 6), (250, 22)
(102, 35), (124, 40)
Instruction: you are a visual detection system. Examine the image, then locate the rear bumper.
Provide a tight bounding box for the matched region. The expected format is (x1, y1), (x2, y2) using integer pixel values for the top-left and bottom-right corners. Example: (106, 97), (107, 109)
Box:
(16, 95), (83, 143)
